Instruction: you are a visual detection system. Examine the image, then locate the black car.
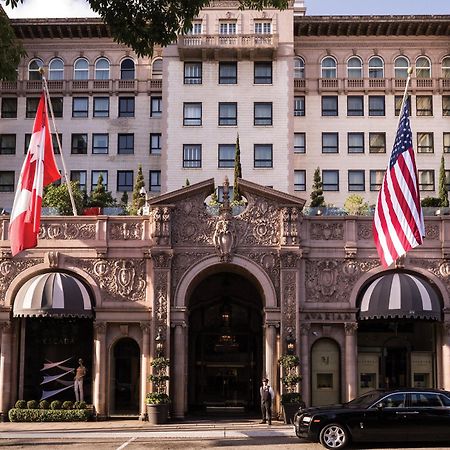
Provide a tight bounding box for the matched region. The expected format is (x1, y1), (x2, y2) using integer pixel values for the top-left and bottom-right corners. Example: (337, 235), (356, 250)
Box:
(293, 388), (450, 449)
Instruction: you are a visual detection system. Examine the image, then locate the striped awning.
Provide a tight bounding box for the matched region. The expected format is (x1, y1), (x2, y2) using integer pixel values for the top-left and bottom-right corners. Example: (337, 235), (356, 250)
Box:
(13, 272), (93, 318)
(359, 272), (442, 321)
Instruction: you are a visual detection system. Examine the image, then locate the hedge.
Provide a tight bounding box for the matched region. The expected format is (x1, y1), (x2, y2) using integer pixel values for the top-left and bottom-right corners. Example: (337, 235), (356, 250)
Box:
(8, 408), (91, 422)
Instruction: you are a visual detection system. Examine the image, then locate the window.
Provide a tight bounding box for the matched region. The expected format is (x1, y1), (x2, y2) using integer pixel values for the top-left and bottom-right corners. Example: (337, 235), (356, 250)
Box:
(95, 58), (110, 80)
(370, 170), (385, 191)
(48, 58), (64, 80)
(118, 134), (134, 154)
(183, 144), (202, 168)
(444, 133), (450, 153)
(152, 58), (163, 78)
(322, 170), (339, 191)
(218, 102), (237, 126)
(442, 96), (450, 116)
(50, 97), (63, 118)
(348, 132), (364, 153)
(151, 96), (162, 117)
(395, 95), (411, 116)
(71, 134), (88, 154)
(24, 134), (31, 154)
(117, 170), (133, 191)
(72, 97), (88, 118)
(218, 144), (235, 168)
(26, 97), (40, 118)
(368, 56), (384, 78)
(92, 97), (109, 118)
(1, 98), (17, 118)
(369, 133), (386, 153)
(183, 102), (202, 126)
(294, 170), (306, 191)
(446, 170), (450, 191)
(0, 171), (14, 192)
(188, 21), (202, 35)
(26, 133), (61, 155)
(322, 96), (338, 116)
(120, 58), (135, 80)
(347, 56), (362, 79)
(219, 62), (237, 84)
(74, 58), (89, 80)
(343, 96), (362, 117)
(417, 132), (434, 153)
(70, 170), (87, 191)
(118, 97), (135, 117)
(321, 57), (337, 78)
(419, 170), (435, 191)
(348, 170), (365, 191)
(254, 62), (272, 84)
(219, 21), (237, 34)
(91, 170), (108, 191)
(254, 144), (273, 168)
(416, 95), (433, 116)
(254, 102), (272, 125)
(416, 56), (431, 78)
(0, 134), (15, 154)
(294, 57), (305, 79)
(322, 133), (339, 153)
(28, 59), (43, 80)
(443, 56), (450, 79)
(149, 170), (161, 192)
(294, 133), (306, 153)
(380, 393), (406, 408)
(394, 56), (409, 79)
(294, 96), (305, 116)
(150, 133), (162, 155)
(369, 96), (385, 116)
(92, 133), (109, 154)
(184, 62), (202, 84)
(254, 20), (271, 34)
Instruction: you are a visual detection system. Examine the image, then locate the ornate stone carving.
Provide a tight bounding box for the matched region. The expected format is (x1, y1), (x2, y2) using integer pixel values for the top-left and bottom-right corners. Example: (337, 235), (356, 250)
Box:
(46, 251), (59, 268)
(110, 222), (143, 240)
(344, 322), (358, 335)
(154, 271), (169, 344)
(39, 222), (96, 240)
(140, 321), (151, 333)
(439, 261), (450, 277)
(282, 271), (296, 341)
(281, 207), (300, 246)
(171, 251), (210, 297)
(302, 311), (354, 322)
(425, 224), (440, 240)
(94, 321), (107, 334)
(280, 252), (299, 269)
(247, 251), (280, 292)
(310, 222), (344, 240)
(300, 323), (311, 335)
(357, 222), (372, 240)
(213, 216), (235, 262)
(409, 258), (450, 294)
(151, 207), (172, 246)
(151, 251), (173, 269)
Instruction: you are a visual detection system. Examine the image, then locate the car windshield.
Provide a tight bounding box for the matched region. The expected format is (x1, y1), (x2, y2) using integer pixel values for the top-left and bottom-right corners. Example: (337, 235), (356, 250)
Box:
(346, 391), (383, 408)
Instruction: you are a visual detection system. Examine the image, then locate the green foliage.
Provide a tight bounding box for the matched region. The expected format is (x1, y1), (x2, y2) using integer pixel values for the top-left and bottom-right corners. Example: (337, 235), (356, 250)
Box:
(278, 355), (299, 369)
(27, 400), (38, 409)
(184, 178), (190, 187)
(73, 401), (87, 410)
(62, 401), (74, 410)
(281, 392), (303, 404)
(120, 191), (129, 213)
(39, 400), (49, 410)
(344, 194), (370, 216)
(438, 154), (449, 207)
(146, 392), (170, 405)
(310, 167), (325, 207)
(148, 357), (170, 398)
(130, 165), (145, 215)
(148, 374), (170, 383)
(88, 173), (117, 207)
(209, 190), (219, 206)
(282, 373), (302, 386)
(50, 400), (62, 410)
(421, 196), (441, 207)
(150, 357), (170, 370)
(8, 408), (91, 422)
(0, 10), (26, 81)
(232, 134), (242, 203)
(15, 400), (26, 409)
(42, 181), (85, 215)
(279, 354), (300, 394)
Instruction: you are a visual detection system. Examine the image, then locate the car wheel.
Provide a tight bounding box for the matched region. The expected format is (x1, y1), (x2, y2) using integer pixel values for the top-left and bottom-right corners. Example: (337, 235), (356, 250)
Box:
(319, 423), (349, 449)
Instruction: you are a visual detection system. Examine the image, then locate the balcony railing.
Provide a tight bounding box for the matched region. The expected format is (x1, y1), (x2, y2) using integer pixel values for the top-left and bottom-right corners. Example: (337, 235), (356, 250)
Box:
(178, 34), (277, 49)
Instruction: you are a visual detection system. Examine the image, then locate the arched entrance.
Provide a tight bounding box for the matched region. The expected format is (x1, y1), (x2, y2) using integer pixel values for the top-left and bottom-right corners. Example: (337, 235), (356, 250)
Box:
(188, 272), (263, 414)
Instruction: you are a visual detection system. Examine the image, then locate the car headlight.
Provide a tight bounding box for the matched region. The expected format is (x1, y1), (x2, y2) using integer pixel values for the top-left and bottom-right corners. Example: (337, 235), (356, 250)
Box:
(302, 416), (312, 423)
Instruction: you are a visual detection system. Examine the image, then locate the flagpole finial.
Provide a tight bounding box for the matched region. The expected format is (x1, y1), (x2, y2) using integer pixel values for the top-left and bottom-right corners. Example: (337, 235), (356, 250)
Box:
(38, 67), (45, 75)
(407, 66), (413, 75)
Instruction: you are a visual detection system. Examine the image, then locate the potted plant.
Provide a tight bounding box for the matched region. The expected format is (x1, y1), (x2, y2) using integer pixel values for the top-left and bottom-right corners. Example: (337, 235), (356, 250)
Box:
(279, 354), (304, 424)
(146, 357), (170, 424)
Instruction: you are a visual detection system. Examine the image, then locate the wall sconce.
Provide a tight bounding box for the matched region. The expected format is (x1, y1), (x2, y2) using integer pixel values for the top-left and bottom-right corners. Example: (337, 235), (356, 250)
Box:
(155, 327), (165, 357)
(286, 333), (295, 355)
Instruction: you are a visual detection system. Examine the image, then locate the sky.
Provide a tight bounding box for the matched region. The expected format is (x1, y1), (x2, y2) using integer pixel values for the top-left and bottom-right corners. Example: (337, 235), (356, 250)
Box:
(2, 0), (450, 18)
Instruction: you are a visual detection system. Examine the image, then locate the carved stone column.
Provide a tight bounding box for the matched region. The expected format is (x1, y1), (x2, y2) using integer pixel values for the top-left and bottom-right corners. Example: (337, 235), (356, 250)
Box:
(93, 321), (106, 418)
(265, 322), (278, 388)
(139, 322), (151, 420)
(442, 323), (450, 391)
(344, 322), (358, 402)
(0, 322), (13, 417)
(172, 321), (187, 418)
(300, 323), (310, 406)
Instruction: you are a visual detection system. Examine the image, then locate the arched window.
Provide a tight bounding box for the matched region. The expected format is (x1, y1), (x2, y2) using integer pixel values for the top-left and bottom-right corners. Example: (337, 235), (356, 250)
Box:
(416, 56), (431, 79)
(73, 58), (89, 80)
(394, 56), (409, 79)
(368, 56), (384, 79)
(28, 58), (43, 80)
(442, 56), (450, 79)
(95, 57), (110, 80)
(347, 56), (362, 79)
(48, 58), (64, 80)
(152, 58), (163, 78)
(120, 58), (135, 80)
(294, 57), (305, 79)
(321, 56), (337, 79)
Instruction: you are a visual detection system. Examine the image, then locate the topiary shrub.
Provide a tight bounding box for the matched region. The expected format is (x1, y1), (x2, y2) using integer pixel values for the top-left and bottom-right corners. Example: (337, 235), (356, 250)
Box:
(27, 400), (38, 409)
(15, 400), (27, 409)
(8, 408), (92, 422)
(50, 400), (62, 410)
(39, 400), (49, 410)
(62, 401), (74, 410)
(73, 400), (87, 410)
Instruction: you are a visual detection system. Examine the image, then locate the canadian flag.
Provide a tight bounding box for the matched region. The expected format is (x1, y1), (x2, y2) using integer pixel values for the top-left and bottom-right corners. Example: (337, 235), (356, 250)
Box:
(9, 93), (61, 256)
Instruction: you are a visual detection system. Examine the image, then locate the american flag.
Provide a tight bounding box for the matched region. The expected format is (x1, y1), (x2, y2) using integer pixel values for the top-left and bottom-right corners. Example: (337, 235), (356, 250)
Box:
(373, 100), (425, 267)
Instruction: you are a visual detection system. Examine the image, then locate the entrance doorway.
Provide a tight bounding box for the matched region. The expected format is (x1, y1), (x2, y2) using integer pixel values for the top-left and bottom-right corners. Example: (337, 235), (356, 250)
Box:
(188, 273), (263, 414)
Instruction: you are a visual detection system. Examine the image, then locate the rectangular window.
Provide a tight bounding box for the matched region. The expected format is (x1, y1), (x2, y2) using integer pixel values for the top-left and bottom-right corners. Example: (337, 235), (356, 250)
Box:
(347, 95), (364, 116)
(51, 97), (63, 118)
(417, 132), (434, 153)
(218, 102), (237, 126)
(91, 170), (108, 191)
(0, 134), (16, 155)
(70, 170), (87, 191)
(370, 170), (385, 191)
(26, 97), (40, 118)
(254, 62), (272, 84)
(150, 133), (162, 155)
(368, 95), (385, 116)
(72, 97), (89, 118)
(348, 170), (365, 191)
(117, 170), (133, 192)
(189, 21), (202, 35)
(184, 62), (202, 84)
(444, 133), (450, 153)
(322, 132), (339, 153)
(348, 132), (364, 153)
(294, 133), (306, 153)
(51, 133), (62, 155)
(442, 96), (450, 116)
(369, 132), (386, 153)
(446, 170), (450, 191)
(0, 171), (14, 192)
(93, 97), (109, 117)
(183, 102), (202, 126)
(219, 21), (237, 34)
(322, 96), (338, 116)
(118, 133), (134, 154)
(395, 95), (411, 116)
(254, 102), (272, 126)
(219, 62), (237, 84)
(151, 96), (162, 117)
(218, 144), (235, 168)
(118, 97), (135, 117)
(419, 170), (435, 191)
(92, 133), (109, 154)
(1, 97), (17, 118)
(149, 170), (161, 192)
(183, 144), (202, 168)
(322, 170), (339, 191)
(294, 96), (305, 116)
(416, 95), (433, 116)
(24, 134), (31, 154)
(254, 21), (271, 34)
(254, 144), (273, 168)
(71, 134), (88, 154)
(294, 170), (306, 191)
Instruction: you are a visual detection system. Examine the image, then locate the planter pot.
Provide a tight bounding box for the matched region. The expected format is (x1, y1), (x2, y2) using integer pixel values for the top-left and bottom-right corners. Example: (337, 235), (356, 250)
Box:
(146, 403), (169, 424)
(282, 402), (304, 424)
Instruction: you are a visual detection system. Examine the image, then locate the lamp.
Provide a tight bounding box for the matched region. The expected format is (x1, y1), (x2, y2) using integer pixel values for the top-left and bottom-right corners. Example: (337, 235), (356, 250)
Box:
(286, 333), (295, 355)
(139, 187), (150, 215)
(155, 327), (165, 357)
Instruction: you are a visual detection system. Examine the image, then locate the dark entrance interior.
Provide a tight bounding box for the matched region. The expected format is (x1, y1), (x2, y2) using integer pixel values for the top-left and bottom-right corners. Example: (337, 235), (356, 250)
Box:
(188, 272), (263, 414)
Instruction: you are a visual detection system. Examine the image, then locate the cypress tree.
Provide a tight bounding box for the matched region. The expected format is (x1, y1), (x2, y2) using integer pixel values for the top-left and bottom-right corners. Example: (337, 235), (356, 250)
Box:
(310, 167), (325, 207)
(438, 154), (449, 207)
(232, 134), (242, 203)
(89, 173), (116, 207)
(130, 164), (145, 215)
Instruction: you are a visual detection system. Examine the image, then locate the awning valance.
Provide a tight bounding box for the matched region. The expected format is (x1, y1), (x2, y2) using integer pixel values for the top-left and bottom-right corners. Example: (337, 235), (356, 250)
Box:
(359, 272), (442, 321)
(13, 272), (93, 318)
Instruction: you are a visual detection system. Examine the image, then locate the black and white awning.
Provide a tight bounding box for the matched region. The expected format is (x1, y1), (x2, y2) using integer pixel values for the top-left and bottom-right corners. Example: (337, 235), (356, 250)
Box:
(359, 272), (442, 321)
(13, 272), (93, 318)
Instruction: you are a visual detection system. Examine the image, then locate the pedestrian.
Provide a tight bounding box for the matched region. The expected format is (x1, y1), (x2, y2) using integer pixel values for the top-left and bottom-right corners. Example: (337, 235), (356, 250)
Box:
(259, 377), (274, 425)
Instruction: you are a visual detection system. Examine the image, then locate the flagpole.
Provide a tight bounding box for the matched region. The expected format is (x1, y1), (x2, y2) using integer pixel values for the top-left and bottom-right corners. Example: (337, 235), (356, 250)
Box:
(39, 69), (78, 216)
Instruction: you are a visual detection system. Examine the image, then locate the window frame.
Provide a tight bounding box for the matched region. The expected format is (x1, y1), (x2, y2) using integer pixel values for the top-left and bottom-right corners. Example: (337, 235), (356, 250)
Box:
(94, 57), (110, 80)
(117, 170), (134, 192)
(416, 95), (433, 116)
(72, 97), (89, 118)
(254, 61), (272, 84)
(294, 96), (305, 116)
(294, 132), (306, 154)
(347, 96), (364, 116)
(218, 102), (237, 126)
(120, 58), (135, 80)
(183, 102), (202, 126)
(219, 61), (237, 84)
(0, 171), (15, 192)
(184, 62), (202, 84)
(370, 170), (385, 191)
(26, 97), (40, 119)
(417, 132), (434, 153)
(322, 170), (339, 191)
(0, 134), (16, 155)
(322, 132), (339, 154)
(218, 144), (235, 168)
(92, 133), (109, 154)
(418, 169), (435, 191)
(118, 97), (135, 117)
(71, 133), (88, 155)
(254, 102), (273, 126)
(117, 133), (135, 155)
(93, 97), (109, 118)
(183, 144), (202, 168)
(322, 95), (338, 116)
(294, 169), (306, 191)
(254, 144), (273, 168)
(149, 170), (162, 192)
(91, 170), (108, 191)
(368, 95), (385, 116)
(1, 97), (18, 118)
(151, 96), (162, 117)
(73, 58), (89, 80)
(150, 133), (162, 155)
(348, 132), (364, 154)
(369, 132), (386, 153)
(348, 170), (365, 191)
(70, 170), (87, 191)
